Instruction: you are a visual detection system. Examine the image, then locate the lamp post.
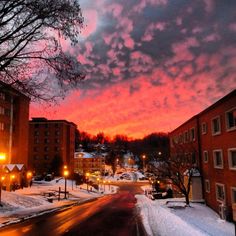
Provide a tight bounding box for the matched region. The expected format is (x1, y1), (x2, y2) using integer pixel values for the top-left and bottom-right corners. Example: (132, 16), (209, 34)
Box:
(142, 155), (146, 173)
(0, 153), (6, 206)
(97, 178), (100, 191)
(27, 171), (32, 187)
(86, 172), (90, 192)
(108, 180), (111, 191)
(63, 167), (69, 199)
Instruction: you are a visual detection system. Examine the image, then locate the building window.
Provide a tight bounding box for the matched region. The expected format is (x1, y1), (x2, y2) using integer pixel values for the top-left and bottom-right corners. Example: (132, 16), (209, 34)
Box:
(45, 131), (50, 136)
(228, 148), (236, 170)
(34, 124), (39, 128)
(55, 147), (60, 151)
(0, 106), (4, 115)
(55, 130), (60, 136)
(205, 180), (210, 193)
(34, 155), (39, 160)
(202, 122), (207, 134)
(44, 138), (49, 144)
(33, 147), (39, 152)
(55, 138), (60, 144)
(215, 183), (225, 202)
(231, 187), (236, 204)
(226, 108), (236, 131)
(44, 155), (49, 160)
(44, 124), (49, 128)
(203, 151), (208, 163)
(212, 116), (221, 135)
(34, 131), (39, 136)
(0, 92), (5, 100)
(190, 128), (195, 141)
(44, 147), (49, 152)
(213, 150), (223, 169)
(184, 131), (189, 143)
(34, 138), (39, 144)
(0, 122), (4, 131)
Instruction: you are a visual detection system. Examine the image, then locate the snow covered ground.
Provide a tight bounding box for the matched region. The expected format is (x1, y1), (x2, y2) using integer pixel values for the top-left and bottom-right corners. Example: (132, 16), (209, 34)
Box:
(136, 194), (234, 236)
(0, 178), (118, 227)
(104, 170), (146, 182)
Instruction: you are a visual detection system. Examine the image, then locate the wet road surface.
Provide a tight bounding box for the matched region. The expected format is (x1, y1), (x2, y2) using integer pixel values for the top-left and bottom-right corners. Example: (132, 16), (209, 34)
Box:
(0, 182), (147, 236)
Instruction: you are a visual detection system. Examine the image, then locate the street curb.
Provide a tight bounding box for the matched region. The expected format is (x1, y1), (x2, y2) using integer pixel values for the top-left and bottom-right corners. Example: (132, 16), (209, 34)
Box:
(0, 197), (97, 228)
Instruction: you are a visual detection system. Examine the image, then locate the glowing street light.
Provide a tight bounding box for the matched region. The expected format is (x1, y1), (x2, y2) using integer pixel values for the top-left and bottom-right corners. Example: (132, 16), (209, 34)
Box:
(63, 169), (69, 199)
(142, 155), (146, 173)
(0, 153), (6, 161)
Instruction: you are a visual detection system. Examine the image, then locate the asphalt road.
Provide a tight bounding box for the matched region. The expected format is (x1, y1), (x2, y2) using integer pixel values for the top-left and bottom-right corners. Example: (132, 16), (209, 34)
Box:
(0, 182), (147, 236)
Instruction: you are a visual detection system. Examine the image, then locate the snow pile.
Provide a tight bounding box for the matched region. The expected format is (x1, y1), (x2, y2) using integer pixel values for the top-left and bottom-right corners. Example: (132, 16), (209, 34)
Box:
(136, 195), (234, 236)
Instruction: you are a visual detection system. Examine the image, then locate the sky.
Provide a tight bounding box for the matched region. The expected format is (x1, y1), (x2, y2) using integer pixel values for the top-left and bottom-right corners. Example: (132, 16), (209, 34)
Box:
(31, 0), (236, 139)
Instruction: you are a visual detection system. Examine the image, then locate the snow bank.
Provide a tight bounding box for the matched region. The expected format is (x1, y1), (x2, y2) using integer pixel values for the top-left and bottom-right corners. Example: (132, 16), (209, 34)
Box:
(136, 195), (234, 236)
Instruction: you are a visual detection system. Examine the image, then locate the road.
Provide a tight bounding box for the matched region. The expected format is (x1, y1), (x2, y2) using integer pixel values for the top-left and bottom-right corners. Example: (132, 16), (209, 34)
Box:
(0, 182), (147, 236)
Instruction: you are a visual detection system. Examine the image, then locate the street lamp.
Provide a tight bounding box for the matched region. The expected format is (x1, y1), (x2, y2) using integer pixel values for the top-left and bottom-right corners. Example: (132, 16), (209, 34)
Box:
(97, 178), (100, 191)
(0, 153), (6, 206)
(86, 172), (90, 192)
(63, 169), (69, 199)
(108, 180), (111, 191)
(27, 171), (32, 187)
(142, 155), (146, 173)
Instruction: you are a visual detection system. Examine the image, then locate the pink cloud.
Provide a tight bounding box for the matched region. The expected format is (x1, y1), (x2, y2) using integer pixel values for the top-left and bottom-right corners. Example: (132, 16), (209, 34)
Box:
(81, 9), (98, 38)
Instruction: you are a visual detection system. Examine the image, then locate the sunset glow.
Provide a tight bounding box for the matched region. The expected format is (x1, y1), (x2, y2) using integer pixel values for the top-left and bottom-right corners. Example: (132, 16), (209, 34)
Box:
(31, 0), (236, 139)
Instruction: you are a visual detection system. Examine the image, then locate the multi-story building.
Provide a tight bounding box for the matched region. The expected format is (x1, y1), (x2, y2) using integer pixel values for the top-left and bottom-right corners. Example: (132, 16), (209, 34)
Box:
(170, 89), (236, 220)
(74, 151), (105, 175)
(28, 118), (76, 175)
(0, 81), (30, 165)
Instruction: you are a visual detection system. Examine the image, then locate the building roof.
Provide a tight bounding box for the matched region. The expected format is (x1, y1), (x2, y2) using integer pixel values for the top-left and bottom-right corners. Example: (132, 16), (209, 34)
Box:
(170, 89), (236, 134)
(0, 80), (30, 101)
(30, 117), (77, 127)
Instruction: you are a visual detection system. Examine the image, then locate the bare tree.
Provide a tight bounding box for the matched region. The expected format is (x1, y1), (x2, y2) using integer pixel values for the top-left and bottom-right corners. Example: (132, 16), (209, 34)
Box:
(0, 0), (85, 101)
(157, 145), (199, 206)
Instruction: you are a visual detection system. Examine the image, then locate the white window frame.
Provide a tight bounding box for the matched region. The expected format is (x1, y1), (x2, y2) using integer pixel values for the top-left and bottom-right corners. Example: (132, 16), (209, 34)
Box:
(215, 183), (225, 203)
(228, 148), (236, 170)
(203, 150), (209, 163)
(211, 116), (221, 136)
(231, 187), (236, 204)
(226, 107), (236, 131)
(201, 122), (207, 135)
(205, 179), (210, 193)
(213, 149), (223, 169)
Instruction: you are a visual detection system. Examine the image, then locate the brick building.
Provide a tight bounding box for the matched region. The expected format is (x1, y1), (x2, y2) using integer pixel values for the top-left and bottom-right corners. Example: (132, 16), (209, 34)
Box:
(74, 151), (105, 175)
(28, 118), (76, 175)
(170, 89), (236, 220)
(0, 81), (30, 165)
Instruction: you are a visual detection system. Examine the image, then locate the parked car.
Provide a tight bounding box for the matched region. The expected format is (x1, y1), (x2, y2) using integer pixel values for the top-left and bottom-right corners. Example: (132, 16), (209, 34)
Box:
(44, 174), (53, 181)
(34, 175), (44, 181)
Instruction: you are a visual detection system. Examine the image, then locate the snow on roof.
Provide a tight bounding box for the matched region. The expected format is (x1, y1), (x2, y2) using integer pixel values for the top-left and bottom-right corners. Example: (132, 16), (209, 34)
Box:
(74, 152), (94, 159)
(1, 164), (25, 172)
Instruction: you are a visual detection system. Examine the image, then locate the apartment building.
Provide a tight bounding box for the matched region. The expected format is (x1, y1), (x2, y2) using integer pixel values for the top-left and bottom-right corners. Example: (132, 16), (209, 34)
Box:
(74, 151), (105, 175)
(29, 118), (76, 175)
(0, 81), (30, 165)
(170, 89), (236, 220)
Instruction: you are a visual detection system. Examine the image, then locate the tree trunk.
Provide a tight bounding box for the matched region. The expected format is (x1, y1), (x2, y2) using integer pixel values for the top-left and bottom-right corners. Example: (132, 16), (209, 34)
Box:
(184, 193), (190, 206)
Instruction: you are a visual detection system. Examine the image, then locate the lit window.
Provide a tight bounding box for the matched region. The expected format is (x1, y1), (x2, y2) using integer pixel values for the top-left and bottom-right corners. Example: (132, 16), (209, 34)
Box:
(226, 108), (236, 131)
(202, 122), (207, 134)
(205, 180), (210, 193)
(212, 116), (221, 135)
(213, 150), (223, 169)
(203, 151), (208, 163)
(228, 148), (236, 170)
(231, 187), (236, 204)
(216, 183), (225, 202)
